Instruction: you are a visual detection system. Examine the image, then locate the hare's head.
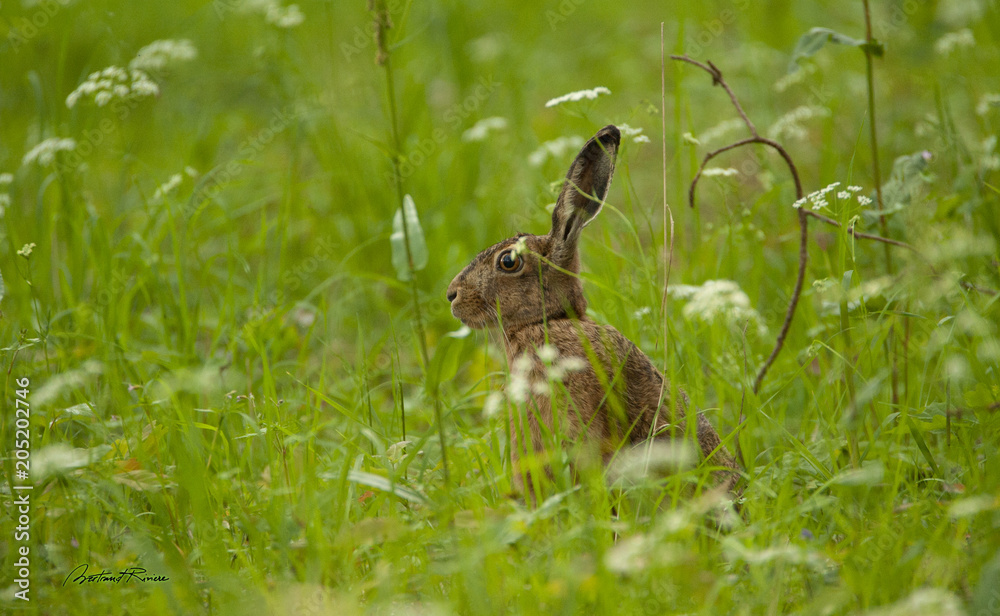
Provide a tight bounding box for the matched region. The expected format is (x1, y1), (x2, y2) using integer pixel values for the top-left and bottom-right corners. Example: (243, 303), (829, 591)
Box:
(447, 125), (620, 331)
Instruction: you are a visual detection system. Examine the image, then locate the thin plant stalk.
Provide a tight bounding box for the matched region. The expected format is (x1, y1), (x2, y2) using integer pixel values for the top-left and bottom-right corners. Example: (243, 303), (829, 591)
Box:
(862, 0), (902, 414)
(370, 0), (448, 488)
(372, 0), (430, 371)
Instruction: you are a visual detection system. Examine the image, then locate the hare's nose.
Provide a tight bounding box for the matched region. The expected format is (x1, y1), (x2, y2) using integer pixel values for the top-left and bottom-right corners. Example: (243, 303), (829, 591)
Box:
(446, 289), (458, 303)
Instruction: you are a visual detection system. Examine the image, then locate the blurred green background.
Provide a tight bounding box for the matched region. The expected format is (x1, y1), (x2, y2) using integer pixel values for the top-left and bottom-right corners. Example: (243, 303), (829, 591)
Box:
(1, 0), (999, 614)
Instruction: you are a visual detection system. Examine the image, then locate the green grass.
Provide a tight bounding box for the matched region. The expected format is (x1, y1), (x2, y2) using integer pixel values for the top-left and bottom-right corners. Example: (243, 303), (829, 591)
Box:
(1, 1), (999, 614)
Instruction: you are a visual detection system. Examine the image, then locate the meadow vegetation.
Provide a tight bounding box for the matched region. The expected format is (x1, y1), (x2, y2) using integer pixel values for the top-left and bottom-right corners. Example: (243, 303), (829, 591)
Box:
(1, 0), (999, 614)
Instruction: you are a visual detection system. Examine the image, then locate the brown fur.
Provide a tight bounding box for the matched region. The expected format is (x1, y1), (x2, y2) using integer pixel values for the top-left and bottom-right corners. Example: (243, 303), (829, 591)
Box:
(447, 125), (739, 495)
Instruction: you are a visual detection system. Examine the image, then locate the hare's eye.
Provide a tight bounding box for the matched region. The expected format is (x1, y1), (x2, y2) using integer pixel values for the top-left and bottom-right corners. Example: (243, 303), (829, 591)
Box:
(497, 250), (523, 273)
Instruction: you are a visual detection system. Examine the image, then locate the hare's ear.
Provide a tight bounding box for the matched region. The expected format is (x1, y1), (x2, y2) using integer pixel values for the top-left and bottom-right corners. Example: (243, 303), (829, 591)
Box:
(549, 125), (620, 265)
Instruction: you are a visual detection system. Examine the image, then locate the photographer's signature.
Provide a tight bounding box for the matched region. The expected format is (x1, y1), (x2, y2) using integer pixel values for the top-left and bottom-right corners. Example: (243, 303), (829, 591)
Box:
(63, 564), (169, 586)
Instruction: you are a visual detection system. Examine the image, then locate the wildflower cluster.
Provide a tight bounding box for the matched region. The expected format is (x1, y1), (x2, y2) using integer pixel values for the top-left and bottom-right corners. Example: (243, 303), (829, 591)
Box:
(22, 138), (77, 166)
(618, 124), (650, 144)
(792, 182), (866, 211)
(17, 242), (36, 258)
(65, 66), (159, 108)
(237, 0), (304, 27)
(698, 118), (745, 144)
(773, 63), (817, 93)
(129, 39), (198, 72)
(544, 86), (610, 108)
(483, 345), (587, 416)
(510, 236), (529, 258)
(768, 105), (831, 141)
(528, 136), (584, 167)
(150, 167), (198, 203)
(934, 29), (975, 56)
(702, 167), (739, 177)
(669, 279), (766, 334)
(65, 39), (198, 109)
(462, 117), (508, 142)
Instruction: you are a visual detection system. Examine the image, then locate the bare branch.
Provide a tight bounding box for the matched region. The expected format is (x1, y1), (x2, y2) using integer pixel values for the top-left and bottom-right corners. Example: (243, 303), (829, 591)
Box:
(672, 56), (808, 393)
(803, 210), (919, 251)
(670, 54), (759, 137)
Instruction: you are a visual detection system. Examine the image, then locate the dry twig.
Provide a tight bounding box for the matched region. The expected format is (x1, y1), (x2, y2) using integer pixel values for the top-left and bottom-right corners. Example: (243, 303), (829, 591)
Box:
(671, 55), (807, 394)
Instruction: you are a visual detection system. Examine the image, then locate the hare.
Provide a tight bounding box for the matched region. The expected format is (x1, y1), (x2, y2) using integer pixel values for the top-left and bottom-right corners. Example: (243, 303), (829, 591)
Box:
(446, 125), (739, 496)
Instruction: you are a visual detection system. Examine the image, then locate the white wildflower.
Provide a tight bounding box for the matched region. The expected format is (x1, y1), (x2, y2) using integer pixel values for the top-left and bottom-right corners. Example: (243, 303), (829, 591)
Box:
(17, 242), (37, 258)
(528, 135), (584, 167)
(702, 167), (739, 177)
(857, 195), (873, 206)
(510, 236), (529, 258)
(543, 353), (587, 381)
(22, 138), (76, 166)
(768, 105), (831, 141)
(66, 66), (159, 108)
(129, 39), (198, 72)
(508, 353), (534, 402)
(483, 391), (504, 418)
(977, 93), (1000, 116)
(934, 29), (975, 56)
(537, 344), (559, 363)
(847, 185), (863, 192)
(544, 86), (611, 108)
(238, 0), (304, 27)
(0, 173), (12, 185)
(699, 118), (745, 144)
(557, 356), (586, 373)
(618, 124), (650, 144)
(618, 124), (643, 138)
(267, 3), (304, 28)
(774, 63), (816, 93)
(532, 380), (551, 396)
(794, 182), (851, 211)
(462, 116), (508, 142)
(668, 280), (766, 334)
(152, 173), (184, 202)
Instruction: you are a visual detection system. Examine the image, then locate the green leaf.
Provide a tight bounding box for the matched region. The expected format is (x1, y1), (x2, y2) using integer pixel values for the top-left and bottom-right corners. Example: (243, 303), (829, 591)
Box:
(390, 194), (428, 281)
(830, 461), (884, 486)
(346, 470), (429, 505)
(788, 27), (867, 72)
(33, 443), (112, 482)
